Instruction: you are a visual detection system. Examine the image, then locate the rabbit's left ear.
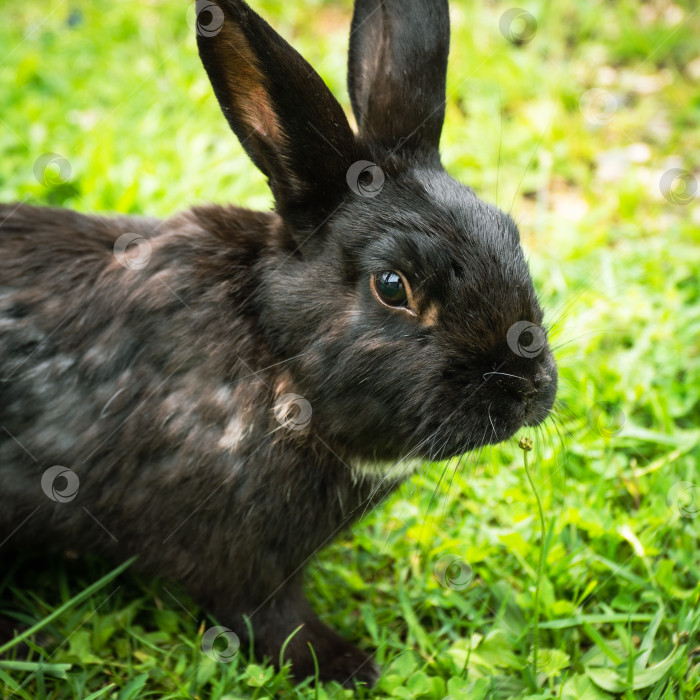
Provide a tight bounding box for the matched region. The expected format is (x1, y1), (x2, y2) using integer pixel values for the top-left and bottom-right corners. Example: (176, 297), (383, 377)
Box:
(196, 0), (357, 227)
(348, 0), (450, 162)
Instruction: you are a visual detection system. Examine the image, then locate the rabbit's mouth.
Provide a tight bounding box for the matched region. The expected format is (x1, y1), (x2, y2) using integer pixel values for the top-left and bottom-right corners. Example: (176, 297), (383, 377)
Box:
(409, 353), (558, 459)
(522, 390), (558, 429)
(486, 362), (558, 444)
(444, 396), (556, 457)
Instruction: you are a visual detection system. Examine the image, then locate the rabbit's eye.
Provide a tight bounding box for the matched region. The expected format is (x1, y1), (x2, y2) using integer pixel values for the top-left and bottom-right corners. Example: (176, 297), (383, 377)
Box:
(372, 271), (410, 309)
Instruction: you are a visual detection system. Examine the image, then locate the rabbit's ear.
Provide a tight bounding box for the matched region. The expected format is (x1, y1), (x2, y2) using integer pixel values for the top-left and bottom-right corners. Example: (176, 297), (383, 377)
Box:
(196, 0), (356, 225)
(348, 0), (450, 161)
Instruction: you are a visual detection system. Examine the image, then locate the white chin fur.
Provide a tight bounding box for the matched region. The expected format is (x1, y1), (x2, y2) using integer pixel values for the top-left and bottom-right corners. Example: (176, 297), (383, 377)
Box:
(351, 456), (424, 482)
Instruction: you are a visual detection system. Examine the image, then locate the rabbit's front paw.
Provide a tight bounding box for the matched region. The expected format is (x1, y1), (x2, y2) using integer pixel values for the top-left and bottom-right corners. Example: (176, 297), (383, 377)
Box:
(313, 640), (380, 688)
(269, 614), (380, 687)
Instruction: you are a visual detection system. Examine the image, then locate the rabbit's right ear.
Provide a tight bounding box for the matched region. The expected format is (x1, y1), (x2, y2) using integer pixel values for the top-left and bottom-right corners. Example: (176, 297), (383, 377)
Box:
(196, 0), (357, 228)
(348, 0), (450, 162)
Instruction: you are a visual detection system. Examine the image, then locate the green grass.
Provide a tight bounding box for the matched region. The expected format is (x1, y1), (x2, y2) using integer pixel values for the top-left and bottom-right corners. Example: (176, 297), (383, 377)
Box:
(1, 0), (699, 697)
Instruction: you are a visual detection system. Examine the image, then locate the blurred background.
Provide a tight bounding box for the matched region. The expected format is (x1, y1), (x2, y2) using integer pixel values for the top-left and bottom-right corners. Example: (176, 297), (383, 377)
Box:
(1, 1), (699, 698)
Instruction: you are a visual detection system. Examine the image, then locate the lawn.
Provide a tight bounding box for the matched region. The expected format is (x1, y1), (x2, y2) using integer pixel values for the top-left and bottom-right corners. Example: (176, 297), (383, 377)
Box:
(1, 0), (699, 698)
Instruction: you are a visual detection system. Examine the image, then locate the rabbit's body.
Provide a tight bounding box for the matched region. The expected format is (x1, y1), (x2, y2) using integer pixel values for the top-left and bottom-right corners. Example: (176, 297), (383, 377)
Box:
(0, 201), (394, 680)
(0, 200), (393, 565)
(1, 0), (558, 686)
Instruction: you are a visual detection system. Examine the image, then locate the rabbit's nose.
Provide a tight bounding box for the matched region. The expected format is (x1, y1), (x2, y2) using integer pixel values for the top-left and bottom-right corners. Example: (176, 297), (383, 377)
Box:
(518, 380), (538, 399)
(505, 369), (552, 400)
(532, 370), (552, 389)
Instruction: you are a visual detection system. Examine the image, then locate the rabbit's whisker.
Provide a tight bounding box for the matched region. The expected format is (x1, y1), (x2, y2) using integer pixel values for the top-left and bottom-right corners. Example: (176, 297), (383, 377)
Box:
(483, 371), (526, 381)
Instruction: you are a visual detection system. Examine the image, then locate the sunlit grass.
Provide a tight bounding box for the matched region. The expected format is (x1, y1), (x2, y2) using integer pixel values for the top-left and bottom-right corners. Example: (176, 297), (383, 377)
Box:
(0, 0), (699, 697)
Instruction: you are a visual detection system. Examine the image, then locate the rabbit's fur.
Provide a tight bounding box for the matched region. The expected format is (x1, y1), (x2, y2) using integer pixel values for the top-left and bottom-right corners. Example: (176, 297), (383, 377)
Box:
(0, 0), (557, 686)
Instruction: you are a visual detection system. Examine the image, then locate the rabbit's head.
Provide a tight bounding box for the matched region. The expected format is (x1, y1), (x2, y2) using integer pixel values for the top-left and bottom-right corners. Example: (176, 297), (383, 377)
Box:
(196, 0), (557, 462)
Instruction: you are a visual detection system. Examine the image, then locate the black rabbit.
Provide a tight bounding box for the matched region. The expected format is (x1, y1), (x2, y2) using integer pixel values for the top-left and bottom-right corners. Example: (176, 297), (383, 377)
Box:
(0, 0), (557, 686)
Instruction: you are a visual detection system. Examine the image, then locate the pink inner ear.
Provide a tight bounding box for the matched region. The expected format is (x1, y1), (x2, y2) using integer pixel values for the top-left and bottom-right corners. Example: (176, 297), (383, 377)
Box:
(244, 85), (280, 139)
(220, 28), (282, 144)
